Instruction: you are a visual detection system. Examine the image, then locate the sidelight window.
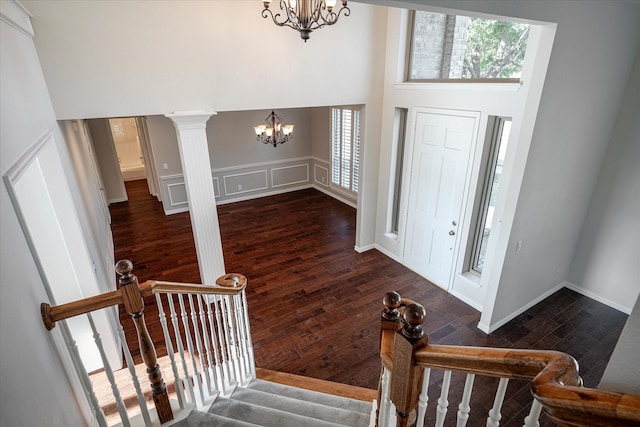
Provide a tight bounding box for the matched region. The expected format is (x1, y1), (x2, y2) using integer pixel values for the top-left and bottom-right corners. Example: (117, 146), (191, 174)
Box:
(471, 117), (511, 273)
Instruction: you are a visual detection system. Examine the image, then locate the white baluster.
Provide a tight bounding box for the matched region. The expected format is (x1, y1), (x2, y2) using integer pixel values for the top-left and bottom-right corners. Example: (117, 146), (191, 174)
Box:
(415, 367), (431, 427)
(233, 293), (250, 384)
(87, 313), (130, 427)
(227, 294), (247, 383)
(435, 370), (452, 427)
(219, 295), (239, 384)
(487, 377), (509, 427)
(187, 294), (212, 395)
(117, 323), (152, 426)
(522, 399), (543, 427)
(222, 295), (241, 382)
(196, 295), (218, 394)
(155, 293), (185, 409)
(379, 367), (392, 427)
(178, 294), (205, 407)
(59, 321), (108, 427)
(457, 373), (475, 427)
(204, 295), (225, 393)
(167, 294), (197, 405)
(240, 291), (255, 377)
(212, 295), (233, 393)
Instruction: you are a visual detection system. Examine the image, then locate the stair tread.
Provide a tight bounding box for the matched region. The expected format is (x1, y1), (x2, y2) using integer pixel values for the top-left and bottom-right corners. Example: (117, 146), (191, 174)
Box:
(248, 378), (372, 415)
(177, 410), (262, 427)
(209, 397), (358, 427)
(230, 386), (370, 426)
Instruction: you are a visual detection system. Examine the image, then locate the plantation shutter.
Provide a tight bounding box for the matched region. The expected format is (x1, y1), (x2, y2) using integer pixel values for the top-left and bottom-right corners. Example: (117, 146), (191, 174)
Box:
(330, 107), (360, 194)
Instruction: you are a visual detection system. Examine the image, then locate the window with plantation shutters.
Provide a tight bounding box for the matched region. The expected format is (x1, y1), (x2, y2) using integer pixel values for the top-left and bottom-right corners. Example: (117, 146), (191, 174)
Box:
(331, 107), (361, 194)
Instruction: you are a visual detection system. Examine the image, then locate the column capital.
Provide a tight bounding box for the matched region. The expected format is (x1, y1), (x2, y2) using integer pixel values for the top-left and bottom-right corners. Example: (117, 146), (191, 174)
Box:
(165, 111), (217, 130)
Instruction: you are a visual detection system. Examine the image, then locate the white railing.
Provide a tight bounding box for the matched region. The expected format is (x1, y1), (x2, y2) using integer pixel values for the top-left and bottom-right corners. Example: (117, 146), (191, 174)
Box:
(376, 291), (640, 427)
(41, 262), (254, 426)
(377, 367), (542, 427)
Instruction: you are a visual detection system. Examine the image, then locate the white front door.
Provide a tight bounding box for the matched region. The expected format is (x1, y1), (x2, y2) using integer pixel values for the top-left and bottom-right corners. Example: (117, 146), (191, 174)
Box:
(403, 109), (477, 289)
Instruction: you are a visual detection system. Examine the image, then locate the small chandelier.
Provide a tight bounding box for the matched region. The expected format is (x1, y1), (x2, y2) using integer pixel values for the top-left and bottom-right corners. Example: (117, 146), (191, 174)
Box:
(261, 1), (350, 42)
(254, 111), (294, 147)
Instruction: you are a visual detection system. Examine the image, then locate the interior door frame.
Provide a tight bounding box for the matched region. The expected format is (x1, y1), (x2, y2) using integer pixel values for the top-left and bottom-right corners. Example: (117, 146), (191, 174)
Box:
(398, 106), (482, 293)
(135, 116), (161, 201)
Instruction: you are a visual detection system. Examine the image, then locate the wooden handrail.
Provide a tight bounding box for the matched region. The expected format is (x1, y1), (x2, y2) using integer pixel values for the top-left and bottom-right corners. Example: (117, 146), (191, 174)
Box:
(379, 291), (640, 427)
(40, 260), (249, 425)
(41, 274), (247, 330)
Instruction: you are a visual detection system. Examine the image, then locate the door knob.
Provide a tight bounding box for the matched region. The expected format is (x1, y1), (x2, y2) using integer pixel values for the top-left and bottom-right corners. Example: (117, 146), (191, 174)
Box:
(449, 230), (456, 236)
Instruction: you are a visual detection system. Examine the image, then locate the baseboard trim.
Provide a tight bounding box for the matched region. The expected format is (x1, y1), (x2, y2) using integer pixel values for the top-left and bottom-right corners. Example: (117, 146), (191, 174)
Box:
(477, 282), (566, 334)
(354, 244), (375, 253)
(450, 288), (482, 312)
(108, 196), (128, 204)
(564, 281), (632, 314)
(215, 184), (313, 206)
(374, 244), (402, 263)
(312, 184), (357, 209)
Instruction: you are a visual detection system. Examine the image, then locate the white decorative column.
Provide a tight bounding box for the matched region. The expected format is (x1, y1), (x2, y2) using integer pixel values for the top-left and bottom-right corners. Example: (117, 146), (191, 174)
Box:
(166, 111), (225, 284)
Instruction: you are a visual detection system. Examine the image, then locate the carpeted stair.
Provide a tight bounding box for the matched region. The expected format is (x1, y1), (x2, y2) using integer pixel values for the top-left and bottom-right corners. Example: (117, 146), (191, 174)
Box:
(174, 379), (372, 426)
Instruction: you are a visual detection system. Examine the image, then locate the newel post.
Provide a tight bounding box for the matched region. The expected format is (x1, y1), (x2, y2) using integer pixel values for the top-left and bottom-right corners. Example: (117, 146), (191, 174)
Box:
(116, 260), (174, 424)
(389, 301), (428, 427)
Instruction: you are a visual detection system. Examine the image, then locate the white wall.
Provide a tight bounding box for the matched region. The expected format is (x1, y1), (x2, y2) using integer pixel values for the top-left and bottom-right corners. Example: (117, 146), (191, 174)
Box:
(208, 109), (312, 169)
(364, 0), (640, 329)
(22, 1), (385, 119)
(0, 1), (90, 424)
(87, 118), (128, 203)
(568, 48), (640, 312)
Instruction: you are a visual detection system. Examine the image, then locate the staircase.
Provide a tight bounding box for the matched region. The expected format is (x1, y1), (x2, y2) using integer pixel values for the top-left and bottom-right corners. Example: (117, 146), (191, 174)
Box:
(40, 262), (640, 427)
(173, 379), (372, 427)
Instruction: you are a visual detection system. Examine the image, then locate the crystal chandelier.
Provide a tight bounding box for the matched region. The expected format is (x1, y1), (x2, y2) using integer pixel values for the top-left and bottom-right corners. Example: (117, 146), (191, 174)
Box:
(254, 111), (294, 147)
(261, 1), (350, 42)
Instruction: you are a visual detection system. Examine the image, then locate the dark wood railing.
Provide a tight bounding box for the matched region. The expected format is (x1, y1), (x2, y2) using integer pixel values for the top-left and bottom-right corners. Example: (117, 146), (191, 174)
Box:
(41, 260), (247, 425)
(378, 291), (640, 427)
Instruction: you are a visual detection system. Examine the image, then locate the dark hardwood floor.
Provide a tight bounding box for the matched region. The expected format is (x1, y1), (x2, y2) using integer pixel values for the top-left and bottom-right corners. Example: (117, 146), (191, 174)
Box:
(109, 180), (628, 426)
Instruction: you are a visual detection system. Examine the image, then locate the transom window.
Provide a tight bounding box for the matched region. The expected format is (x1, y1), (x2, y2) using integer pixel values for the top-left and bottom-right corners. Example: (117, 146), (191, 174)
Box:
(331, 107), (361, 194)
(407, 11), (530, 81)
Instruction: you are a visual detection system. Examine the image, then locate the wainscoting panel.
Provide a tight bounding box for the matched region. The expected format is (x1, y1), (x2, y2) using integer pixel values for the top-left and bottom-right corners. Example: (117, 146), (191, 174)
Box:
(223, 170), (268, 196)
(160, 175), (189, 214)
(271, 164), (309, 188)
(159, 157), (358, 215)
(213, 177), (220, 198)
(313, 164), (329, 187)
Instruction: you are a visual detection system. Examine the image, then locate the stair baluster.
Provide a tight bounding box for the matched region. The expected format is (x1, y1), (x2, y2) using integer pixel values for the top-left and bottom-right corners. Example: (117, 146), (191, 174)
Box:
(220, 294), (240, 384)
(178, 293), (205, 407)
(116, 260), (173, 424)
(167, 292), (197, 406)
(435, 370), (452, 427)
(415, 367), (431, 427)
(204, 295), (226, 393)
(86, 312), (130, 427)
(195, 295), (218, 396)
(59, 320), (109, 427)
(155, 293), (186, 409)
(187, 294), (212, 396)
(233, 293), (251, 384)
(486, 377), (509, 427)
(213, 294), (233, 392)
(456, 373), (475, 427)
(522, 399), (543, 427)
(239, 291), (256, 378)
(117, 322), (153, 424)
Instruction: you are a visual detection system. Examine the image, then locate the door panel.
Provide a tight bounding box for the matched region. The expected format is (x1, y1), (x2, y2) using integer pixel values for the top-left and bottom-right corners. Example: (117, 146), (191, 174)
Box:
(404, 110), (476, 289)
